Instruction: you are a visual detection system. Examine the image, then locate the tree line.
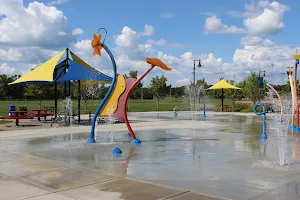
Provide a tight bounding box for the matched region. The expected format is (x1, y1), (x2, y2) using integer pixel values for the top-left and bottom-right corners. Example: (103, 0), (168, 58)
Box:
(0, 71), (296, 107)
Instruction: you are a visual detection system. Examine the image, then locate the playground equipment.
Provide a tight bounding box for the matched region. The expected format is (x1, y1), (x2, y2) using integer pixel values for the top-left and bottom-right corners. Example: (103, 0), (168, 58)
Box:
(254, 104), (268, 139)
(87, 28), (172, 145)
(287, 65), (295, 129)
(293, 53), (300, 132)
(123, 58), (172, 143)
(203, 103), (207, 119)
(258, 71), (284, 122)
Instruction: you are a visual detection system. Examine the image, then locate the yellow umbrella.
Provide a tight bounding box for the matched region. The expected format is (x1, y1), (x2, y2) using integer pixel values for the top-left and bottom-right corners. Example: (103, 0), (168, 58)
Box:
(206, 79), (241, 111)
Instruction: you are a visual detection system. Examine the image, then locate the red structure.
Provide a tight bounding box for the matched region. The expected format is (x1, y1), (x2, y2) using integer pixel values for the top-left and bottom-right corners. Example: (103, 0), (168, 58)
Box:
(123, 58), (172, 140)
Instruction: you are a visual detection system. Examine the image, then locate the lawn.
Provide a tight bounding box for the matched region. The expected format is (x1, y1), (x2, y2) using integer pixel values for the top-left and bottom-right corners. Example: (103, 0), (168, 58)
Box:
(0, 98), (230, 116)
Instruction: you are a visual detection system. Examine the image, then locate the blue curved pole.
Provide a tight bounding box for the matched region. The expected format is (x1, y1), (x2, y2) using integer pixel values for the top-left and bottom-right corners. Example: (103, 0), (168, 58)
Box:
(87, 44), (117, 143)
(254, 103), (268, 139)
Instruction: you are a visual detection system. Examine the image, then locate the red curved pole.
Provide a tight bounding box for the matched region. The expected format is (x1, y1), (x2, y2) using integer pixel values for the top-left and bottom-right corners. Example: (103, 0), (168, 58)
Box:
(266, 83), (283, 121)
(123, 65), (155, 139)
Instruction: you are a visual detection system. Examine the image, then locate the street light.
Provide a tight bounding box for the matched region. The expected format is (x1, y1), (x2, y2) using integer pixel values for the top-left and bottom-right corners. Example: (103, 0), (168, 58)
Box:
(192, 59), (201, 109)
(193, 60), (202, 86)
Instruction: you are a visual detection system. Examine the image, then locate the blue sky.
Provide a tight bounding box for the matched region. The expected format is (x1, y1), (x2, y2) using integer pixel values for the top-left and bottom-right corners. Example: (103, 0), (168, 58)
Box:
(1, 0), (300, 86)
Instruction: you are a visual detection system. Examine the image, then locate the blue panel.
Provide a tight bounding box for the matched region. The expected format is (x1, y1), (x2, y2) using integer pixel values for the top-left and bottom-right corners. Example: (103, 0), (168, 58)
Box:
(58, 60), (112, 82)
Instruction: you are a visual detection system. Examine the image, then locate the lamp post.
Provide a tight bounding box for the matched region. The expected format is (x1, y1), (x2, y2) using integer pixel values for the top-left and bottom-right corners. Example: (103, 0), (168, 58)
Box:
(193, 60), (202, 86)
(193, 60), (201, 107)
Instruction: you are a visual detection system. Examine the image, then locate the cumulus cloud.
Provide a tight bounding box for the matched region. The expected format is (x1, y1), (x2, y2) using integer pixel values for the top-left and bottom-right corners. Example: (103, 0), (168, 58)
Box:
(139, 25), (155, 36)
(72, 28), (84, 35)
(147, 39), (184, 48)
(207, 1), (289, 36)
(0, 0), (76, 49)
(204, 16), (246, 34)
(244, 1), (289, 35)
(0, 63), (16, 75)
(240, 36), (263, 46)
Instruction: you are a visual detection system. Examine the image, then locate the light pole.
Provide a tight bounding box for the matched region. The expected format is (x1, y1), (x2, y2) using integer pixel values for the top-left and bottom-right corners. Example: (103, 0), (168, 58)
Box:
(193, 60), (202, 108)
(193, 60), (202, 86)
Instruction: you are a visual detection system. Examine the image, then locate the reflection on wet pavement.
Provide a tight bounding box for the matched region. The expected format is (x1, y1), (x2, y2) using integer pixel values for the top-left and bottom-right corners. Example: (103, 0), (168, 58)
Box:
(0, 114), (300, 199)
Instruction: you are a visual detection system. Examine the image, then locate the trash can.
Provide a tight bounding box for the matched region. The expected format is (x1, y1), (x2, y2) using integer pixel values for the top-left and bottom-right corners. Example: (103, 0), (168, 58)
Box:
(19, 107), (27, 116)
(8, 105), (16, 117)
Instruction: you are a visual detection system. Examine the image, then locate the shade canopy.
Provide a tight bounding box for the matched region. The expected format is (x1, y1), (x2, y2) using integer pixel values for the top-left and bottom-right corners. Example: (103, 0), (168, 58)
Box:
(8, 49), (112, 85)
(207, 79), (241, 90)
(58, 60), (112, 82)
(9, 50), (66, 85)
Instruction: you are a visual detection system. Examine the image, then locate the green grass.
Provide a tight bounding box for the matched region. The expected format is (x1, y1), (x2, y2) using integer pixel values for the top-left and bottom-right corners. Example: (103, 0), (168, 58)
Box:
(0, 98), (231, 116)
(0, 120), (11, 124)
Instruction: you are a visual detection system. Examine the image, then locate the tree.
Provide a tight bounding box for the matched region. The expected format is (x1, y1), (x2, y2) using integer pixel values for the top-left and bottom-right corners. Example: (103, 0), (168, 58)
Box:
(0, 74), (25, 100)
(244, 72), (266, 105)
(123, 70), (143, 99)
(149, 75), (170, 110)
(224, 80), (244, 106)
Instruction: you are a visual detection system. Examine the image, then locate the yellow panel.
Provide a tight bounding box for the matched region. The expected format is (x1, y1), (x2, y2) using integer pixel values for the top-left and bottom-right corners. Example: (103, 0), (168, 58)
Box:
(207, 79), (241, 90)
(9, 50), (66, 85)
(99, 75), (126, 116)
(294, 55), (300, 60)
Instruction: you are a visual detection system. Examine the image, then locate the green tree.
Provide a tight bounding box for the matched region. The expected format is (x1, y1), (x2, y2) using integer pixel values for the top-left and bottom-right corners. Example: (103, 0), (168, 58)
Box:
(244, 72), (266, 105)
(149, 75), (170, 110)
(224, 80), (244, 106)
(123, 70), (143, 99)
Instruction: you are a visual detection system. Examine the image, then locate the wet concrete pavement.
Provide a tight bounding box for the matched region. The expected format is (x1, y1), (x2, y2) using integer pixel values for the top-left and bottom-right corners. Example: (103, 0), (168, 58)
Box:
(0, 112), (299, 199)
(0, 149), (228, 200)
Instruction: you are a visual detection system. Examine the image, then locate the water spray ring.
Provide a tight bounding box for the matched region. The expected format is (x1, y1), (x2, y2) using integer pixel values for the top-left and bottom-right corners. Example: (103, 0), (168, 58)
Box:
(254, 104), (268, 116)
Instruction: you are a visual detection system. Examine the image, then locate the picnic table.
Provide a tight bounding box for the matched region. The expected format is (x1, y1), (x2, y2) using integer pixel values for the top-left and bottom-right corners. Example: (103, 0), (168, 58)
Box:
(7, 111), (34, 126)
(32, 108), (53, 121)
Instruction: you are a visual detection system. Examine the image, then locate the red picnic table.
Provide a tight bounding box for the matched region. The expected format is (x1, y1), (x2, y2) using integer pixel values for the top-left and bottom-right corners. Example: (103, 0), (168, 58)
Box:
(32, 108), (53, 121)
(7, 111), (34, 126)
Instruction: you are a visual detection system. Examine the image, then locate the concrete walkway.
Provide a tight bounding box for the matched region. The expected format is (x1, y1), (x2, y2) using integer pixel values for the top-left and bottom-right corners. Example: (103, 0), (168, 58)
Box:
(0, 111), (281, 199)
(0, 143), (228, 200)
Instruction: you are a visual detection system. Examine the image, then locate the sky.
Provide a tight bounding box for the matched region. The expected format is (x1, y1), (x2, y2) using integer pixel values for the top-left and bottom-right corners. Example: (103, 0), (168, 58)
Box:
(0, 0), (299, 87)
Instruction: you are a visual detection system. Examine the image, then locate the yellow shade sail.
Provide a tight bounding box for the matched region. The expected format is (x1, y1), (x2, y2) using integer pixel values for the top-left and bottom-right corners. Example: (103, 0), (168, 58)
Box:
(9, 50), (66, 85)
(207, 79), (241, 90)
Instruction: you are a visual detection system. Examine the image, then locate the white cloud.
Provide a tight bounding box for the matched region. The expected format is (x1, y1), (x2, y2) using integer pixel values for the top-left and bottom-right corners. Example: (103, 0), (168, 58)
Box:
(0, 0), (76, 49)
(204, 16), (246, 34)
(177, 78), (191, 85)
(0, 63), (16, 75)
(48, 0), (69, 6)
(208, 1), (289, 36)
(244, 1), (289, 35)
(72, 28), (84, 35)
(240, 36), (263, 46)
(147, 39), (184, 48)
(139, 25), (154, 36)
(160, 13), (175, 18)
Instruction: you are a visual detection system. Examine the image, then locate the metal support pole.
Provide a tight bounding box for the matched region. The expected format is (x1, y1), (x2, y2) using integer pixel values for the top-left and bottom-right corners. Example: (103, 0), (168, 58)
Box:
(263, 113), (266, 136)
(78, 80), (81, 124)
(203, 103), (206, 118)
